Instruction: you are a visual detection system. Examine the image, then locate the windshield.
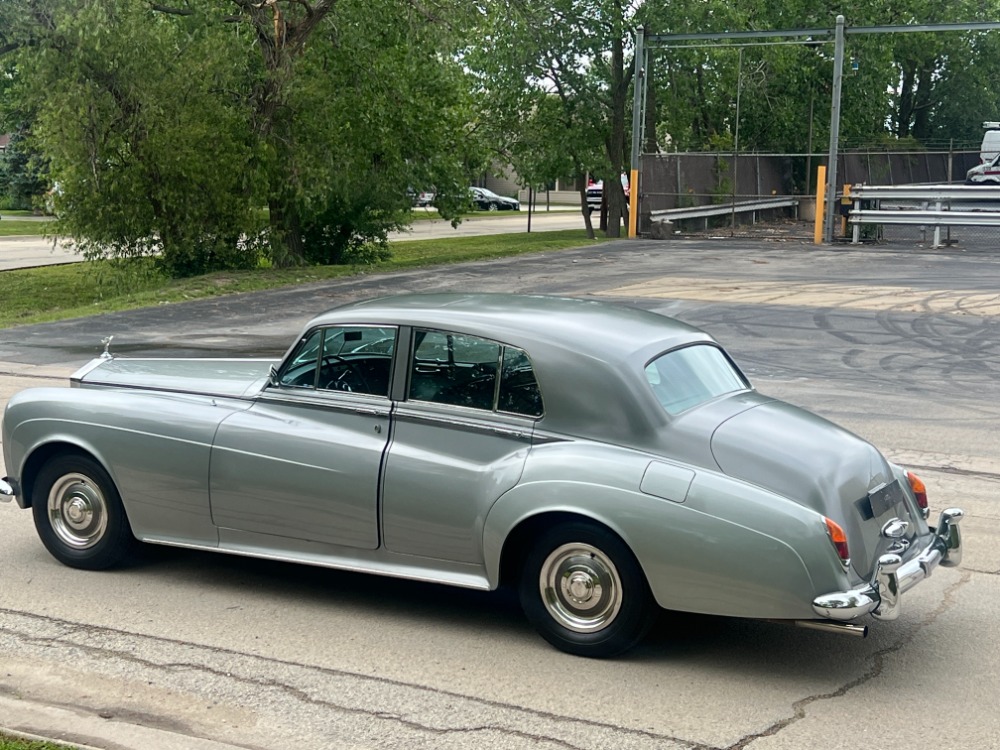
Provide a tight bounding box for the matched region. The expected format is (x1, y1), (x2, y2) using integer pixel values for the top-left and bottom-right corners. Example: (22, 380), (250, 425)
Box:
(645, 345), (748, 415)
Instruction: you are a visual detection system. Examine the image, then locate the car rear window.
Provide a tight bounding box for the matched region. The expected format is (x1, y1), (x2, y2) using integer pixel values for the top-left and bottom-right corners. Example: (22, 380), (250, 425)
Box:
(645, 345), (748, 415)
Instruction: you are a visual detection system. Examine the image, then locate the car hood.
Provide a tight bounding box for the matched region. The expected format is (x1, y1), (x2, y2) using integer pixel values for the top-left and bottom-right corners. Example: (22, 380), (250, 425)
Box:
(710, 399), (919, 580)
(72, 357), (279, 399)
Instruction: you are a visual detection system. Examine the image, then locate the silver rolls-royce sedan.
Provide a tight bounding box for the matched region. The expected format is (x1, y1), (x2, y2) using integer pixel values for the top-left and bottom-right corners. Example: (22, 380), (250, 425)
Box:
(1, 294), (963, 657)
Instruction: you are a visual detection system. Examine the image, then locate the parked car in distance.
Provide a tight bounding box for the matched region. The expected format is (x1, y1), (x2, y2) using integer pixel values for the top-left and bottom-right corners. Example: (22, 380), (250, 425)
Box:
(1, 294), (963, 658)
(406, 188), (436, 207)
(469, 186), (520, 211)
(586, 174), (631, 214)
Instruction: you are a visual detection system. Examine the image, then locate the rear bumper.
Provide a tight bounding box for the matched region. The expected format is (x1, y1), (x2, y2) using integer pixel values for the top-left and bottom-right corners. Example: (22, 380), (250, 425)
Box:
(0, 476), (16, 502)
(812, 507), (964, 621)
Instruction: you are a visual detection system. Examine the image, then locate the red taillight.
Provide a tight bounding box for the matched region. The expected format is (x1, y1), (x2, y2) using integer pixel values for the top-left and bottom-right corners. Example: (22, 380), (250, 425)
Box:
(906, 471), (928, 511)
(824, 517), (850, 563)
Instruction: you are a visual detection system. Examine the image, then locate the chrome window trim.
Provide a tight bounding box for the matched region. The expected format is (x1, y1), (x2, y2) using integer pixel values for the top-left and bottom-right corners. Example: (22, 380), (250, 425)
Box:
(258, 387), (392, 416)
(392, 402), (536, 441)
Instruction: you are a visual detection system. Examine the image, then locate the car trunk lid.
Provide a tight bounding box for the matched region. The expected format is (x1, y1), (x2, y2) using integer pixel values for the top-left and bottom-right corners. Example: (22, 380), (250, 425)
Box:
(710, 399), (923, 581)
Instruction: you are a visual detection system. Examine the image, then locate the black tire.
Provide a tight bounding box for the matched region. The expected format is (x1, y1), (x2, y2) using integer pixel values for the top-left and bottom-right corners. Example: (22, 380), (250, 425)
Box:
(518, 521), (656, 658)
(31, 453), (138, 570)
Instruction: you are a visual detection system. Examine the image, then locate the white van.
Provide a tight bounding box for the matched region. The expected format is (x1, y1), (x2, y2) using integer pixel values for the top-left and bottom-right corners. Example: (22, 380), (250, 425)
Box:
(964, 122), (1000, 184)
(980, 121), (1000, 163)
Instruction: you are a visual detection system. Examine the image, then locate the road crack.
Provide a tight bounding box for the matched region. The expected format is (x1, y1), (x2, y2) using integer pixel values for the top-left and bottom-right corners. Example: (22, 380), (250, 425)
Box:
(0, 607), (701, 750)
(723, 570), (972, 750)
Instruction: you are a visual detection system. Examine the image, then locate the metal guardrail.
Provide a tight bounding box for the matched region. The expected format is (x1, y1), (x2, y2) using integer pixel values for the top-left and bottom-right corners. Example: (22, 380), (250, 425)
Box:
(650, 197), (798, 226)
(847, 184), (1000, 247)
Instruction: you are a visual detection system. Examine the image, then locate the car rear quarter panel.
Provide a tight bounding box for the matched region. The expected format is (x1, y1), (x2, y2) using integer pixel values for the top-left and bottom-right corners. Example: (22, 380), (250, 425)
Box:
(484, 441), (850, 620)
(4, 387), (251, 544)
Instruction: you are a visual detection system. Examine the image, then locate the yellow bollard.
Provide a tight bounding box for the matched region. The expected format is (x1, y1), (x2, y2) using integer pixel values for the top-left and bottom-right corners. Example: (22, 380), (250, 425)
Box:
(628, 169), (639, 238)
(813, 165), (827, 244)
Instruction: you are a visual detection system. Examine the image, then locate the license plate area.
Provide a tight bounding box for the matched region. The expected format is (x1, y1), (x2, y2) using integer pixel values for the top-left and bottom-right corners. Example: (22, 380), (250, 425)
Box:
(857, 479), (906, 520)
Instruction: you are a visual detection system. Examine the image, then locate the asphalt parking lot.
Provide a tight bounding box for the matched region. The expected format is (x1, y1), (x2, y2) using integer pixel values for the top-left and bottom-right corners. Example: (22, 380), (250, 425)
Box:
(1, 234), (998, 750)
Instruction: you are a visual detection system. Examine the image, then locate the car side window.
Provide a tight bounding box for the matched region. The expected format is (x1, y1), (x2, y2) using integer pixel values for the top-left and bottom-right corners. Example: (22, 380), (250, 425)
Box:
(409, 330), (500, 410)
(408, 331), (543, 416)
(498, 346), (543, 417)
(277, 326), (396, 396)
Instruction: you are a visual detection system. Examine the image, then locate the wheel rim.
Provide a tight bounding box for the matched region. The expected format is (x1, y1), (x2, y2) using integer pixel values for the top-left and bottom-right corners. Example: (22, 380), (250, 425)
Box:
(47, 472), (109, 549)
(538, 542), (623, 633)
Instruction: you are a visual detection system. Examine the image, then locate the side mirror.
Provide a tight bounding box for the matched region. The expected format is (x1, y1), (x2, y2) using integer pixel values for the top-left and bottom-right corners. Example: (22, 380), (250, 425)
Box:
(268, 365), (279, 387)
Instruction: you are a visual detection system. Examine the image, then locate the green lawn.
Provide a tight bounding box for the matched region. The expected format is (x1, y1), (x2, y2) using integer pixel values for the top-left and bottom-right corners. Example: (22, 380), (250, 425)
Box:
(0, 734), (76, 750)
(0, 229), (602, 328)
(0, 220), (53, 238)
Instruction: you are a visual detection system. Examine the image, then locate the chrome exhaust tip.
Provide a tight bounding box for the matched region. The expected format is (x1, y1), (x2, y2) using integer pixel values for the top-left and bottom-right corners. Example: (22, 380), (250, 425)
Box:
(792, 619), (868, 638)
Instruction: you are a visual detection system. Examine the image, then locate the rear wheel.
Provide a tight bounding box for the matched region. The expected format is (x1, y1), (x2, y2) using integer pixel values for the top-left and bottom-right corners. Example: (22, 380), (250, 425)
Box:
(519, 521), (656, 657)
(31, 453), (138, 570)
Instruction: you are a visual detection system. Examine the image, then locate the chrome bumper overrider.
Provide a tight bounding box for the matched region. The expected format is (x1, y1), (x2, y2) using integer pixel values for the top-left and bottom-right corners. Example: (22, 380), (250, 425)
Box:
(813, 508), (964, 622)
(0, 477), (16, 502)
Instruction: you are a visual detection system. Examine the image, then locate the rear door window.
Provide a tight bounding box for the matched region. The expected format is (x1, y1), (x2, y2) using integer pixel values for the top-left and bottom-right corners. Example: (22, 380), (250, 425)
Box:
(408, 330), (543, 416)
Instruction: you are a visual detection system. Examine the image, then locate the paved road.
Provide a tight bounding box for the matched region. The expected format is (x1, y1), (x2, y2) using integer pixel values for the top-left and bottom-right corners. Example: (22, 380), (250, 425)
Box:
(0, 237), (997, 750)
(0, 210), (587, 271)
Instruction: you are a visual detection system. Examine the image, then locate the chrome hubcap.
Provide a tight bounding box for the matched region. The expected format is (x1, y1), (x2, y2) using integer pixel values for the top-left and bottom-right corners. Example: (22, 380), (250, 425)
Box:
(539, 543), (623, 633)
(47, 473), (108, 549)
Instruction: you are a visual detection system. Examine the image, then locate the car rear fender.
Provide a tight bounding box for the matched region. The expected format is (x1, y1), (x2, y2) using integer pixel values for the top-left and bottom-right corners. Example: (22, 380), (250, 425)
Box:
(483, 441), (850, 620)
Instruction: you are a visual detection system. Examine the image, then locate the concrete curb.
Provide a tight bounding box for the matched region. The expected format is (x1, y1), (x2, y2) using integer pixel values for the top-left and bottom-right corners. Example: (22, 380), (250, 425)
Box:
(0, 694), (250, 750)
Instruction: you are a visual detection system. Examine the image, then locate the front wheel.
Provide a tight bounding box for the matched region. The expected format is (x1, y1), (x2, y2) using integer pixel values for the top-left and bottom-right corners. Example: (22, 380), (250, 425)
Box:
(32, 453), (138, 570)
(519, 521), (656, 657)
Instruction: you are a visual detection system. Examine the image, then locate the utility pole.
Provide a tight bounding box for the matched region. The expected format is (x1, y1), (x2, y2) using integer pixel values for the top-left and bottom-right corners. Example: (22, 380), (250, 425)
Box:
(823, 15), (845, 243)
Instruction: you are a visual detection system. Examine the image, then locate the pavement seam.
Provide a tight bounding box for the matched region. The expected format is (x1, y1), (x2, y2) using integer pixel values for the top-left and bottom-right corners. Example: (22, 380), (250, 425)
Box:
(0, 607), (703, 750)
(903, 463), (1000, 483)
(722, 569), (972, 750)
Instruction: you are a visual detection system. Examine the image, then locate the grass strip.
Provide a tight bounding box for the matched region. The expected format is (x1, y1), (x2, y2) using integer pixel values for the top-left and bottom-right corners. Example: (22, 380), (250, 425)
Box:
(0, 221), (54, 238)
(0, 734), (78, 750)
(0, 229), (602, 328)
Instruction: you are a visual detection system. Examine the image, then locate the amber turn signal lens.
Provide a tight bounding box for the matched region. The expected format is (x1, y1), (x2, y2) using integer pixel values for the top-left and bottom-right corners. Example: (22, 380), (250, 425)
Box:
(906, 471), (928, 510)
(824, 516), (850, 563)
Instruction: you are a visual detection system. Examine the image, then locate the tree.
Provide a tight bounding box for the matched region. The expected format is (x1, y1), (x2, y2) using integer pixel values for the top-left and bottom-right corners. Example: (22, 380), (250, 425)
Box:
(1, 0), (483, 274)
(229, 0), (481, 265)
(5, 1), (264, 276)
(470, 0), (639, 238)
(642, 0), (1000, 156)
(0, 129), (49, 211)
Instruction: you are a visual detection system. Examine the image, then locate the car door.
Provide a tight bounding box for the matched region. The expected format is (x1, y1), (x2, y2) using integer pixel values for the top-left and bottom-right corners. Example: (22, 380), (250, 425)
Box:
(381, 329), (543, 564)
(209, 325), (397, 549)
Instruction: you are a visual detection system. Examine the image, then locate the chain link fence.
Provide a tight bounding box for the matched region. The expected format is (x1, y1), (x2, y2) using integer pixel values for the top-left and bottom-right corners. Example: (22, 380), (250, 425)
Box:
(638, 149), (999, 248)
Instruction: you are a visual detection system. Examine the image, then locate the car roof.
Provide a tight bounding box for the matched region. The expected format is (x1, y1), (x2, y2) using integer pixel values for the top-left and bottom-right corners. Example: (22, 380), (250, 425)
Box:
(308, 293), (709, 360)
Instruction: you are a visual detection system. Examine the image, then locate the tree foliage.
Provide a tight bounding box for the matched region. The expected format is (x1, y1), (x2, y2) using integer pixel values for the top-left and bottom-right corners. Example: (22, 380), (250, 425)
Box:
(0, 0), (482, 275)
(642, 0), (1000, 155)
(469, 0), (639, 238)
(0, 129), (49, 211)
